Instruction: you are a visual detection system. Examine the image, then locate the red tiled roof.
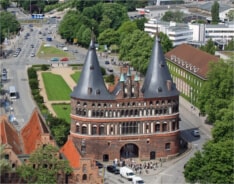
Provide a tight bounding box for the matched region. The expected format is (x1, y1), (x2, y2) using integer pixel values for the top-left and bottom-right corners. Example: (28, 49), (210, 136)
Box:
(0, 116), (22, 154)
(21, 109), (44, 154)
(60, 137), (81, 168)
(165, 44), (219, 79)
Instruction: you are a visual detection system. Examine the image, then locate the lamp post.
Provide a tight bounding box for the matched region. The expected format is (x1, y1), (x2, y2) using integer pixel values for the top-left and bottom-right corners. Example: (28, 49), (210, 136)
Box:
(190, 87), (193, 110)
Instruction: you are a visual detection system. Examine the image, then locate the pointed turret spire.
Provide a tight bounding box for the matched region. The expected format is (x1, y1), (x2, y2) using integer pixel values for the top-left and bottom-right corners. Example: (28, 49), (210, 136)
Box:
(71, 37), (114, 100)
(141, 36), (179, 98)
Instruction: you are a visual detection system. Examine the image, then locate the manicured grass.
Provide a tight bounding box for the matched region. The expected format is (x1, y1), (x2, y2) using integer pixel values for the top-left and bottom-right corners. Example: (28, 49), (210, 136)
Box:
(52, 104), (71, 123)
(42, 72), (72, 101)
(37, 43), (73, 59)
(71, 71), (82, 82)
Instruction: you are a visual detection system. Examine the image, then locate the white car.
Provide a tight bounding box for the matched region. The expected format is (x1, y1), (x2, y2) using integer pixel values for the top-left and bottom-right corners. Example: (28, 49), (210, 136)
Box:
(62, 47), (68, 51)
(192, 129), (200, 137)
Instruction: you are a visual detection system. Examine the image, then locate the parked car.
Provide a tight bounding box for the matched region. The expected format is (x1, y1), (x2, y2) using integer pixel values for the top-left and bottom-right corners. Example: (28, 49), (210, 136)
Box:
(2, 68), (7, 74)
(192, 129), (200, 137)
(50, 57), (59, 62)
(96, 161), (103, 169)
(31, 53), (35, 57)
(60, 57), (69, 61)
(105, 60), (110, 65)
(106, 165), (120, 174)
(107, 68), (113, 73)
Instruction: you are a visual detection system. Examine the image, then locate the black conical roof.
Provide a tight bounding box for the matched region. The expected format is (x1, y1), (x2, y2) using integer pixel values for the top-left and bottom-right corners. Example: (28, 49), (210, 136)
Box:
(71, 39), (114, 100)
(141, 36), (179, 98)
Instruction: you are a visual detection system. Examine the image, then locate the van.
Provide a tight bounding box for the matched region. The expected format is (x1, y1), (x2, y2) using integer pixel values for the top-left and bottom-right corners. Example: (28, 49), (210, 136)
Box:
(132, 176), (145, 184)
(9, 86), (17, 99)
(120, 166), (135, 181)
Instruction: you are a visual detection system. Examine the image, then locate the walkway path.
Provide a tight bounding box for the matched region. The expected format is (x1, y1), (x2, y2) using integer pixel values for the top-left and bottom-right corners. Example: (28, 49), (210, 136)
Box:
(37, 66), (77, 116)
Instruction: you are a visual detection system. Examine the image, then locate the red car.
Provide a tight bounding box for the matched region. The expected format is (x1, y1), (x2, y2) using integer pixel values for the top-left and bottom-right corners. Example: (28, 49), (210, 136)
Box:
(60, 57), (69, 62)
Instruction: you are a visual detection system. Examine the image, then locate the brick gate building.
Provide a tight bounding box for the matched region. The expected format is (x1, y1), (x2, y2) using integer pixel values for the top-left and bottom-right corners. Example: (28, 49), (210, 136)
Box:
(68, 36), (180, 162)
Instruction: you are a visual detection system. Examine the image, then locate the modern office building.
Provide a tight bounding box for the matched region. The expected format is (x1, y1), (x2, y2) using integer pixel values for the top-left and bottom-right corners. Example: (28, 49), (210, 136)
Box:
(67, 36), (180, 162)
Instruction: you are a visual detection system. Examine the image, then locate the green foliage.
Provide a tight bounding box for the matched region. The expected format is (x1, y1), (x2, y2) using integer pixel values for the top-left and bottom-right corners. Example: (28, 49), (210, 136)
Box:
(0, 0), (10, 10)
(17, 144), (72, 183)
(185, 58), (234, 183)
(226, 9), (234, 21)
(161, 10), (184, 23)
(184, 140), (234, 183)
(70, 71), (81, 83)
(119, 30), (153, 74)
(27, 67), (37, 79)
(47, 115), (70, 147)
(0, 11), (21, 43)
(134, 17), (148, 31)
(158, 32), (173, 53)
(101, 67), (106, 76)
(105, 74), (115, 83)
(29, 78), (39, 89)
(211, 1), (219, 24)
(197, 60), (234, 123)
(200, 39), (216, 55)
(224, 38), (234, 51)
(98, 29), (120, 46)
(41, 64), (50, 71)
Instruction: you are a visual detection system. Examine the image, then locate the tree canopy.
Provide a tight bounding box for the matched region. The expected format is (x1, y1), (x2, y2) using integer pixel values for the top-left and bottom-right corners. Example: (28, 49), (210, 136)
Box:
(184, 58), (234, 183)
(0, 11), (21, 43)
(224, 38), (234, 51)
(0, 145), (11, 176)
(200, 39), (216, 55)
(211, 1), (219, 24)
(161, 10), (184, 23)
(17, 144), (72, 183)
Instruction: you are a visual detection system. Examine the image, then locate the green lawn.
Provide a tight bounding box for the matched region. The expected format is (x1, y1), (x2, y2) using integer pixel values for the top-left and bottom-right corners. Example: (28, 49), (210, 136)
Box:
(71, 71), (81, 82)
(37, 43), (74, 59)
(42, 72), (72, 101)
(52, 104), (71, 123)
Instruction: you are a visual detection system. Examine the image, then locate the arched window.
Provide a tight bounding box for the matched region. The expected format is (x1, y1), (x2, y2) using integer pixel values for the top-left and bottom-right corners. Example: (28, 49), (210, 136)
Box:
(163, 122), (167, 132)
(155, 123), (160, 132)
(76, 122), (80, 133)
(99, 125), (105, 135)
(92, 125), (97, 135)
(81, 125), (87, 134)
(83, 102), (87, 107)
(82, 174), (87, 180)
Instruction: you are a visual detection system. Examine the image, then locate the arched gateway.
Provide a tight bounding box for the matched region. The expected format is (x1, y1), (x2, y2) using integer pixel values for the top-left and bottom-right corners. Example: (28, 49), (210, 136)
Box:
(120, 144), (139, 158)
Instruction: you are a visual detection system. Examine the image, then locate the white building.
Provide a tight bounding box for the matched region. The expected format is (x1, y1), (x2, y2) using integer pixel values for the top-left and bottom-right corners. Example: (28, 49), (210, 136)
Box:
(145, 19), (234, 48)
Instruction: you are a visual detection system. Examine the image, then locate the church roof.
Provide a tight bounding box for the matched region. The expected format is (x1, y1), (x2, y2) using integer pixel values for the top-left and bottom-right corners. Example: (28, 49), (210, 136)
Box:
(141, 36), (179, 98)
(71, 39), (114, 100)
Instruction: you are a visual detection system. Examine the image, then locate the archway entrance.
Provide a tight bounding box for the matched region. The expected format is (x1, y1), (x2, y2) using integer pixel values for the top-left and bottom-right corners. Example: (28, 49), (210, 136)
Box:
(120, 143), (139, 159)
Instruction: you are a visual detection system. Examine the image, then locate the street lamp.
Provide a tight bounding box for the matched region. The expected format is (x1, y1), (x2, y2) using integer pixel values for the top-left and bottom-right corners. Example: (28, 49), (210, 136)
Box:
(190, 87), (193, 110)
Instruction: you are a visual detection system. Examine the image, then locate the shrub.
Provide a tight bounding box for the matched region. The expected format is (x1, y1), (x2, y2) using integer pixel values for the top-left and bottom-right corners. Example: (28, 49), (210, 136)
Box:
(41, 64), (50, 71)
(28, 68), (37, 79)
(29, 79), (39, 89)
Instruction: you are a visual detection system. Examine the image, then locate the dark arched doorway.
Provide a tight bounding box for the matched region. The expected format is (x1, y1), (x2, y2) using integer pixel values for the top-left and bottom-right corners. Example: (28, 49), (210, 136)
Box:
(120, 143), (139, 159)
(150, 151), (156, 160)
(103, 154), (109, 162)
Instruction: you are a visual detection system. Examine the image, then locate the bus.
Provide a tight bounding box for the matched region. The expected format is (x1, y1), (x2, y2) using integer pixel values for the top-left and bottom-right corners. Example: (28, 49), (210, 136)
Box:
(9, 86), (17, 99)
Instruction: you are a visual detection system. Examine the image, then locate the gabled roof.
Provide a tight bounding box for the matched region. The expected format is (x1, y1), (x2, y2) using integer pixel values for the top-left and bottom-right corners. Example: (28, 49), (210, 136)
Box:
(141, 36), (179, 98)
(165, 44), (219, 79)
(20, 109), (50, 154)
(71, 38), (114, 100)
(60, 137), (81, 168)
(0, 116), (22, 154)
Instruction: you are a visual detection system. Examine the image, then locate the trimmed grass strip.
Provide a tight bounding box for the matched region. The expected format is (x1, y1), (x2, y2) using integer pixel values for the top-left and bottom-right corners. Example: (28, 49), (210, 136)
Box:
(52, 103), (71, 123)
(71, 71), (81, 83)
(42, 72), (72, 101)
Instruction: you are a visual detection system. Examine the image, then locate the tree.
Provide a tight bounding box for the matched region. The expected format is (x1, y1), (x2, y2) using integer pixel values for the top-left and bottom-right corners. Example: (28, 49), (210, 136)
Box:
(211, 1), (219, 24)
(98, 28), (120, 46)
(197, 59), (234, 123)
(158, 32), (173, 53)
(0, 0), (10, 10)
(161, 10), (184, 23)
(224, 38), (234, 51)
(226, 9), (234, 21)
(17, 144), (72, 183)
(184, 140), (234, 183)
(0, 11), (20, 43)
(47, 115), (70, 147)
(0, 145), (11, 176)
(200, 39), (216, 55)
